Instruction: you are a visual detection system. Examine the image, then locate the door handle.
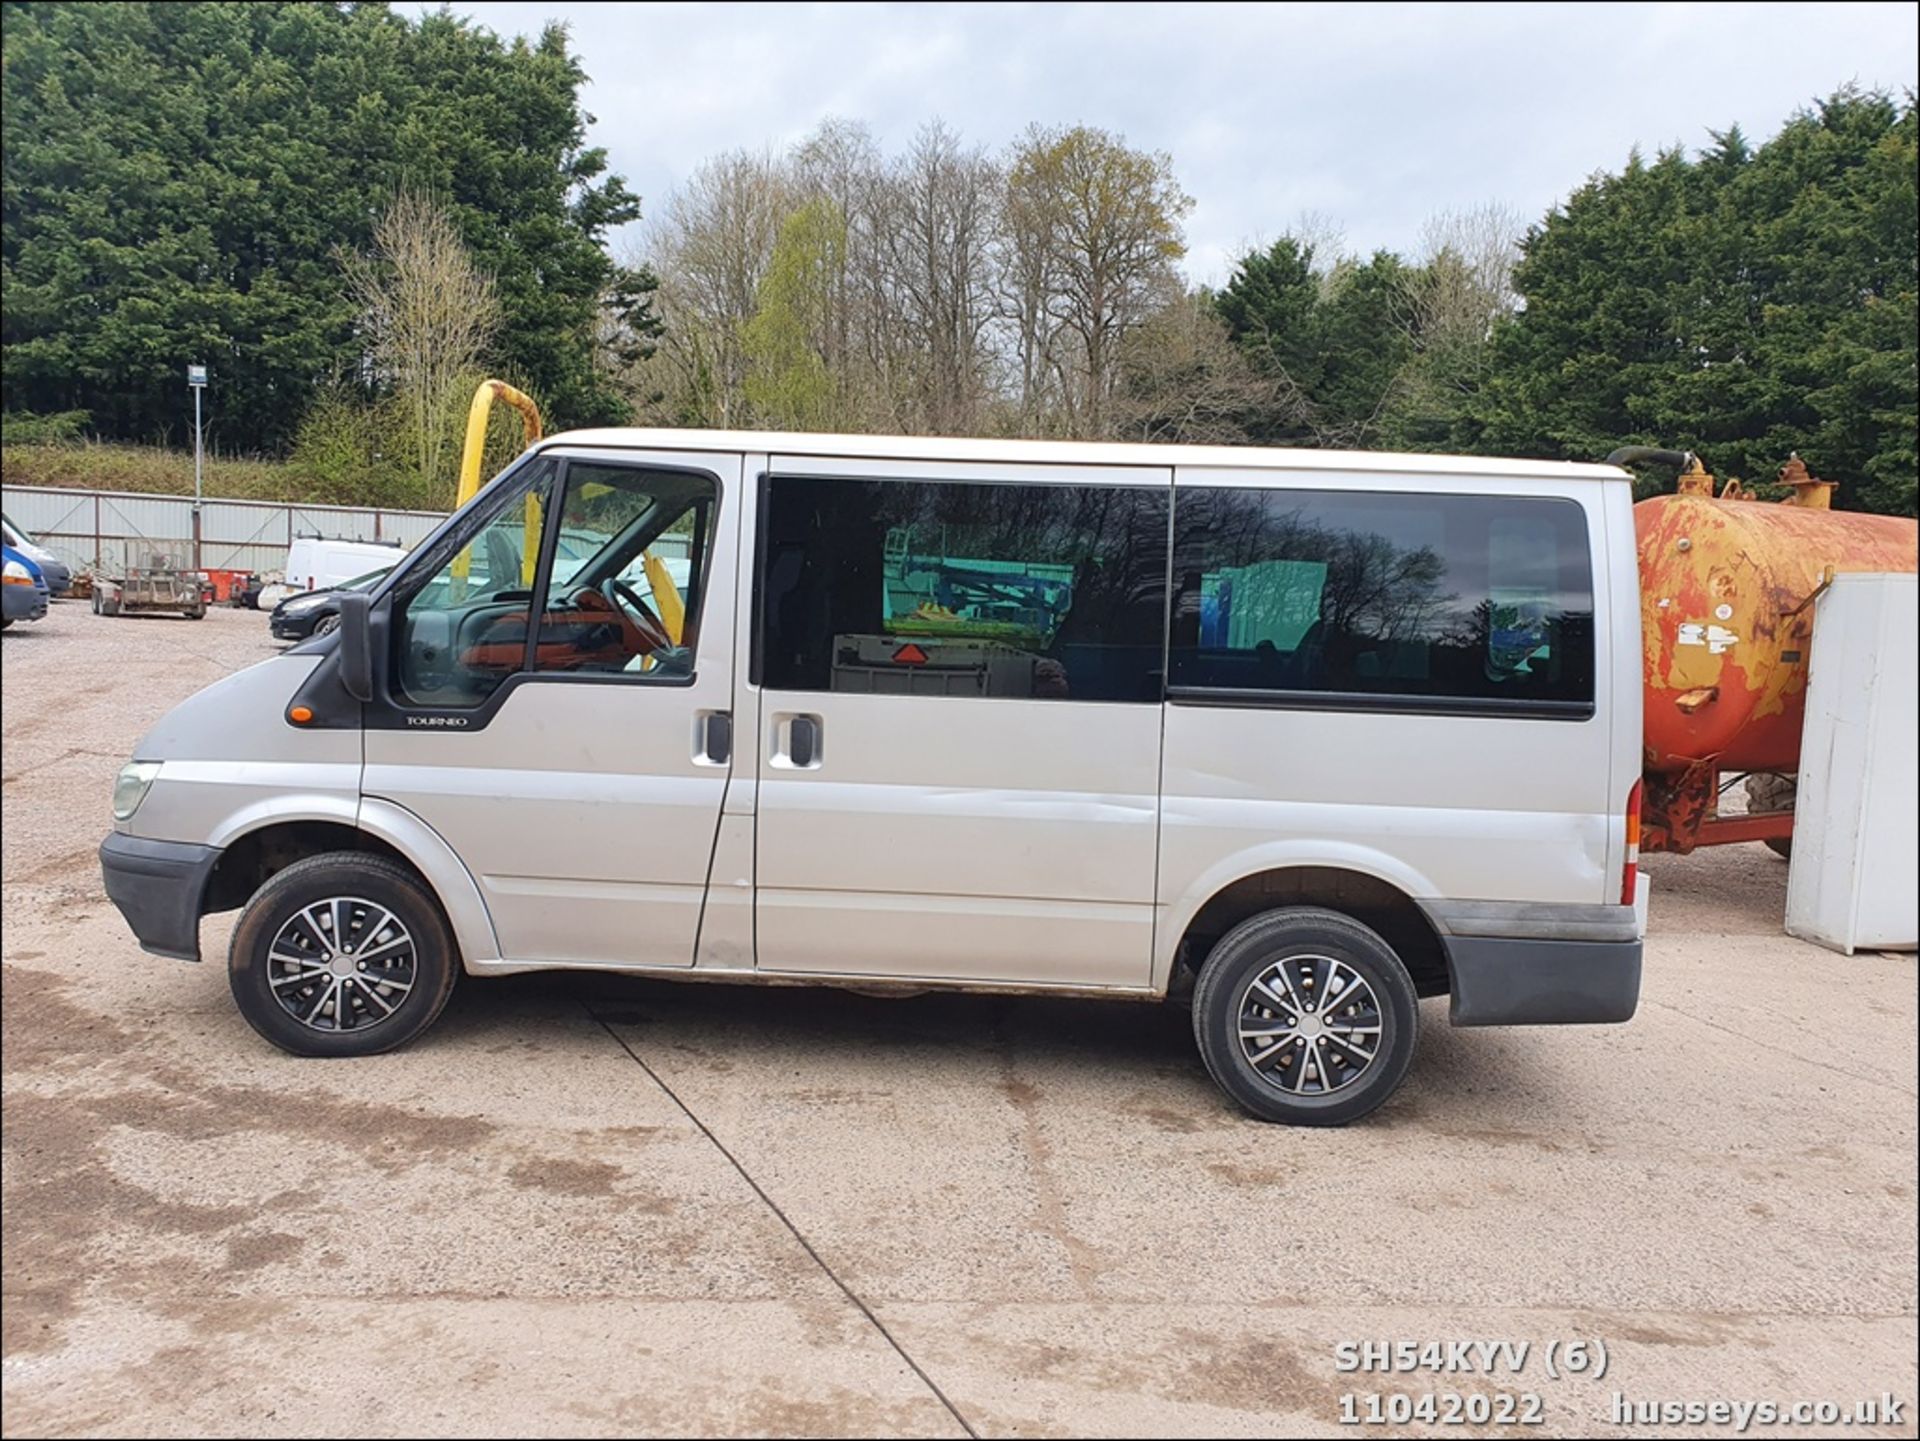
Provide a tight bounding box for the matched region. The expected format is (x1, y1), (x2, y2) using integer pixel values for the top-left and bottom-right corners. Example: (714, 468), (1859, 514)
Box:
(694, 709), (731, 765)
(790, 714), (820, 768)
(772, 712), (823, 769)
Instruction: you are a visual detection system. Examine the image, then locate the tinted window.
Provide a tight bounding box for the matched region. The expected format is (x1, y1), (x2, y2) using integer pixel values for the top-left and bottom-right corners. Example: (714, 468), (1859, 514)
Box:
(760, 476), (1168, 702)
(1170, 488), (1593, 708)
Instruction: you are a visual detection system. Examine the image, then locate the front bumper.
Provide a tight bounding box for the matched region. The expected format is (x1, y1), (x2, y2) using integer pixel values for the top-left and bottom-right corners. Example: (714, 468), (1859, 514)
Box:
(99, 832), (220, 961)
(4, 582), (48, 623)
(37, 560), (71, 595)
(270, 611), (318, 640)
(1424, 898), (1643, 1026)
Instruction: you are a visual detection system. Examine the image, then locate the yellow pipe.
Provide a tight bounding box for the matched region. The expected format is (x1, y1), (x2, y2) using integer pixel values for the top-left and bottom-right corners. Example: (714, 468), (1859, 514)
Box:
(455, 379), (543, 508)
(641, 551), (686, 644)
(451, 380), (543, 599)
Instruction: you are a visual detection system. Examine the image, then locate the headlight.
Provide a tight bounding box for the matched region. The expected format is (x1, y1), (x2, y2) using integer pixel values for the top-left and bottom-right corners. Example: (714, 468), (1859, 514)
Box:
(279, 594), (326, 615)
(112, 761), (163, 821)
(2, 559), (31, 585)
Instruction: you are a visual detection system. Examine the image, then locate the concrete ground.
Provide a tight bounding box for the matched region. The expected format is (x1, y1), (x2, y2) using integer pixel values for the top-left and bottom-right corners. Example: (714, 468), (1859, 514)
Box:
(3, 603), (1915, 1439)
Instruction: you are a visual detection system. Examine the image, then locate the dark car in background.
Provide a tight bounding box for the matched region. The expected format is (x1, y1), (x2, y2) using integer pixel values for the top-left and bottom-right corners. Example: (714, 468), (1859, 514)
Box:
(268, 566), (391, 642)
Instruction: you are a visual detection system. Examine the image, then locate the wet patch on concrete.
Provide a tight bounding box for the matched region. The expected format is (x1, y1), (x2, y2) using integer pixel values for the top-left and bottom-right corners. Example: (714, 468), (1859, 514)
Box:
(506, 1156), (625, 1197)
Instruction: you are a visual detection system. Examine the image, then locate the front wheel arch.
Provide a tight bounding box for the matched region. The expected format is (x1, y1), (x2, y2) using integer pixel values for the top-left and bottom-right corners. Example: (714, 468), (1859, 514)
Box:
(201, 804), (500, 970)
(205, 821), (471, 972)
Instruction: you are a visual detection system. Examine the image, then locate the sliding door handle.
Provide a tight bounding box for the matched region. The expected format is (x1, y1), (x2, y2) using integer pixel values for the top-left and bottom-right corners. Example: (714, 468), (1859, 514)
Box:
(771, 711), (823, 769)
(790, 714), (820, 768)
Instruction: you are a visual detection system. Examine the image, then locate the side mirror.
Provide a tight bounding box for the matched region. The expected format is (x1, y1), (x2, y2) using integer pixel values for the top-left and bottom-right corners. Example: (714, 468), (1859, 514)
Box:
(337, 591), (374, 701)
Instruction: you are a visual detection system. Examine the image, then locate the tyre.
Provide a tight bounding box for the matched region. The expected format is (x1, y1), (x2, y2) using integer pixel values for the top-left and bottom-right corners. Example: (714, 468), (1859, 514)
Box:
(228, 852), (459, 1057)
(1191, 907), (1419, 1127)
(1744, 773), (1795, 860)
(313, 611), (341, 636)
(91, 590), (102, 615)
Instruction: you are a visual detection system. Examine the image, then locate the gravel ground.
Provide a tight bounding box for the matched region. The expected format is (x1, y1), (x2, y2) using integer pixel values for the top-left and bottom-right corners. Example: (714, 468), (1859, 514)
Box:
(3, 601), (1916, 1438)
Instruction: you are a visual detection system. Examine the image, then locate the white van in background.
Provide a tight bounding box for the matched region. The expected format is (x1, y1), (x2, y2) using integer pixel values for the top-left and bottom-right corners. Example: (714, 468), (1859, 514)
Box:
(100, 430), (1645, 1126)
(284, 535), (406, 595)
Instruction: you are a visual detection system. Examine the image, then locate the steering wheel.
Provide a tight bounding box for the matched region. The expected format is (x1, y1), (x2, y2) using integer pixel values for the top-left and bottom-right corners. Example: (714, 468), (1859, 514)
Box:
(605, 579), (673, 655)
(567, 585), (661, 661)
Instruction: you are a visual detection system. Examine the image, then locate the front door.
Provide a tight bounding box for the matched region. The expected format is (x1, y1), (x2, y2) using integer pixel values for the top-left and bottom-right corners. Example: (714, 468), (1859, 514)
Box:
(751, 456), (1171, 988)
(363, 446), (741, 967)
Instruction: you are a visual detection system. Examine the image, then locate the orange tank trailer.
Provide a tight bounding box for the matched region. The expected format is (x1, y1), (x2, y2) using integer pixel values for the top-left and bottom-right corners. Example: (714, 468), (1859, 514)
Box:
(1636, 455), (1918, 853)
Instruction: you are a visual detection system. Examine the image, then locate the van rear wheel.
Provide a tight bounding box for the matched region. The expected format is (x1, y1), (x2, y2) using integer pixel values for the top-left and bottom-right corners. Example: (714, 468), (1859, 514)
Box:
(228, 852), (458, 1057)
(1191, 907), (1418, 1127)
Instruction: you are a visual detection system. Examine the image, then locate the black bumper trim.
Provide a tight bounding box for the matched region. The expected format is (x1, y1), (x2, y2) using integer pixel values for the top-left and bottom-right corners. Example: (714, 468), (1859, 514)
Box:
(1422, 898), (1640, 944)
(99, 833), (220, 962)
(1446, 935), (1642, 1027)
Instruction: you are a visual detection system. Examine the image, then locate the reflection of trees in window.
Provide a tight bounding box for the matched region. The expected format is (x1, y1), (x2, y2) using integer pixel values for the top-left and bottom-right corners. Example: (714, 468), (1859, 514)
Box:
(1320, 530), (1452, 646)
(1170, 486), (1594, 704)
(1173, 489), (1458, 649)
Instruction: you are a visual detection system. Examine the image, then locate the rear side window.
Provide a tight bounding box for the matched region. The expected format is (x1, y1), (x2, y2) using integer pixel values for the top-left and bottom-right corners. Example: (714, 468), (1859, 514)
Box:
(1169, 487), (1594, 712)
(759, 476), (1168, 702)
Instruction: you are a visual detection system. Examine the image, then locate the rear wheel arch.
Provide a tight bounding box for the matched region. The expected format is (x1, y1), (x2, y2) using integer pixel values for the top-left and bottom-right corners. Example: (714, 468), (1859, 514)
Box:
(1174, 865), (1450, 999)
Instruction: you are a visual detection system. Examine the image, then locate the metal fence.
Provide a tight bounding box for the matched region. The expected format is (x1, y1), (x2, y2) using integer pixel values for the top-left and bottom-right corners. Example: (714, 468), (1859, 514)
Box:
(1, 486), (447, 576)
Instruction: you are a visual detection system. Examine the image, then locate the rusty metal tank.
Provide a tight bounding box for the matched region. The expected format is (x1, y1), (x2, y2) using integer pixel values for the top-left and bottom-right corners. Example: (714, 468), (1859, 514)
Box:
(1635, 454), (1918, 850)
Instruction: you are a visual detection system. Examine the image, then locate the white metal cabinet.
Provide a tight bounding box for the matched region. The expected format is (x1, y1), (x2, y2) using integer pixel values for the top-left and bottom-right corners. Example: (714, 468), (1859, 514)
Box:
(1786, 573), (1919, 954)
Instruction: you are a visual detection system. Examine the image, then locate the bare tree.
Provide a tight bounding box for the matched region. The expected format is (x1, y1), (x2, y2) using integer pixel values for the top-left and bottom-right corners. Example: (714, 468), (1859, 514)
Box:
(995, 150), (1067, 433)
(649, 149), (792, 424)
(1003, 125), (1193, 437)
(1113, 286), (1278, 444)
(1291, 208), (1353, 297)
(1372, 201), (1524, 444)
(881, 121), (1002, 434)
(341, 190), (498, 490)
(793, 118), (888, 421)
(632, 118), (1204, 442)
(1409, 201), (1522, 355)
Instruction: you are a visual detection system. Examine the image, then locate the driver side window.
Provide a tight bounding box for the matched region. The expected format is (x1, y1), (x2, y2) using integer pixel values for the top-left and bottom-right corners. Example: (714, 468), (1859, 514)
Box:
(392, 457), (558, 709)
(530, 462), (714, 679)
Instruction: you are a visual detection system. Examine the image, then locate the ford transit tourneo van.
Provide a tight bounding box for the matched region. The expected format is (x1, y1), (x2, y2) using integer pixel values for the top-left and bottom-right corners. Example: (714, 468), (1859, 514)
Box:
(100, 431), (1645, 1125)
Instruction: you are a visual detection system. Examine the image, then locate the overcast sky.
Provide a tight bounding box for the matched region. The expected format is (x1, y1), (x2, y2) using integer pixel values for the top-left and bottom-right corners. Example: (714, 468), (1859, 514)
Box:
(431, 1), (1918, 284)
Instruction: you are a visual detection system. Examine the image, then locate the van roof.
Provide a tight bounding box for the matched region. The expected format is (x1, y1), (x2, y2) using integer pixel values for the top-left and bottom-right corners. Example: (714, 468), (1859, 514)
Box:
(539, 427), (1630, 483)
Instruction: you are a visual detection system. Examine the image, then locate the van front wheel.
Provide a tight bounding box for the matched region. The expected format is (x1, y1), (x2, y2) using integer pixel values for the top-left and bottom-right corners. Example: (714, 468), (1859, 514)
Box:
(1191, 907), (1418, 1127)
(228, 852), (458, 1057)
